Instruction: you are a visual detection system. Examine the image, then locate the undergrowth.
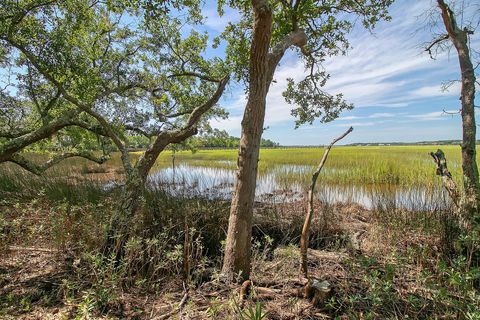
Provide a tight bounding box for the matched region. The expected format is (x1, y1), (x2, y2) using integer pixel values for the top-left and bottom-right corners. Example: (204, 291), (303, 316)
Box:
(0, 169), (479, 319)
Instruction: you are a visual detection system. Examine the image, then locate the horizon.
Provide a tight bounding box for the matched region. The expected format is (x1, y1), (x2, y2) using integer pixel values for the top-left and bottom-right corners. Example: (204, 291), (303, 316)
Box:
(202, 0), (480, 145)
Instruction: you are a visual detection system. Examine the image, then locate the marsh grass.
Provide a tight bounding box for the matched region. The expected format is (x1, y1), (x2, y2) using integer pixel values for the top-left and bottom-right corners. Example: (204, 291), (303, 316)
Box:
(154, 145), (467, 186)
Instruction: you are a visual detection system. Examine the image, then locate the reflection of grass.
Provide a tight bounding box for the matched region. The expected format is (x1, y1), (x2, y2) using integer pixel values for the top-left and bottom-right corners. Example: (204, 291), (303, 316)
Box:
(0, 145), (469, 201)
(154, 145), (468, 189)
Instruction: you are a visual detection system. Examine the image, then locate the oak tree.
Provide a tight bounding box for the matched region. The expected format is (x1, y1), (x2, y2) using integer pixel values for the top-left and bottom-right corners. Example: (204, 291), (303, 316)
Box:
(0, 0), (229, 257)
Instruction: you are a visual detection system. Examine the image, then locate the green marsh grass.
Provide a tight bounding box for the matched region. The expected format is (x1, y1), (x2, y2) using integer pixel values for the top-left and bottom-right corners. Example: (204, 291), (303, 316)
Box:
(151, 145), (468, 188)
(0, 145), (469, 210)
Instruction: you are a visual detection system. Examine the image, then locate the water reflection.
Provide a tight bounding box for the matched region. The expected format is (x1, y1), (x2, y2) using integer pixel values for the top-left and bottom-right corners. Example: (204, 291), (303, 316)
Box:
(145, 163), (450, 210)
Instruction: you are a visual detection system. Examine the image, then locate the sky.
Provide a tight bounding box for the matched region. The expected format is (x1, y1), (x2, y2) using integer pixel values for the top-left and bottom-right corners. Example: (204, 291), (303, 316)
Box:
(200, 0), (480, 145)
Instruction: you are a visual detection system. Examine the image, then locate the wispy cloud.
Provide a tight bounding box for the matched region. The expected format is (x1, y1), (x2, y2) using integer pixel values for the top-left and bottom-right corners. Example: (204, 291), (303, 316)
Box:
(202, 6), (241, 32)
(209, 0), (479, 143)
(407, 110), (460, 121)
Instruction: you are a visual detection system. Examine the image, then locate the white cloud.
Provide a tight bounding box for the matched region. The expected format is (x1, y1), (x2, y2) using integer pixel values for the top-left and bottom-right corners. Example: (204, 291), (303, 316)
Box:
(408, 83), (461, 99)
(203, 6), (241, 32)
(407, 110), (460, 121)
(337, 121), (379, 127)
(210, 115), (243, 132)
(208, 0), (479, 143)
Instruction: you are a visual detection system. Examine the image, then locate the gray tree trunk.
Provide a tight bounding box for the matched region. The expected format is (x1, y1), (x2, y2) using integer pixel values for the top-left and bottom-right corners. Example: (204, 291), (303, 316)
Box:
(438, 0), (479, 214)
(300, 127), (352, 278)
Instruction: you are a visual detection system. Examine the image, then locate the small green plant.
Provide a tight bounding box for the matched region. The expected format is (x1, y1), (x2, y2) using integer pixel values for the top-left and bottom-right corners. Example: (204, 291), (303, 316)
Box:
(76, 291), (96, 319)
(206, 297), (224, 318)
(235, 301), (268, 320)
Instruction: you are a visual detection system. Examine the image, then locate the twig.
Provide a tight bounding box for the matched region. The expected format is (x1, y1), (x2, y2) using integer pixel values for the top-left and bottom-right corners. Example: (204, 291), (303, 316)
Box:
(153, 290), (189, 320)
(8, 246), (60, 253)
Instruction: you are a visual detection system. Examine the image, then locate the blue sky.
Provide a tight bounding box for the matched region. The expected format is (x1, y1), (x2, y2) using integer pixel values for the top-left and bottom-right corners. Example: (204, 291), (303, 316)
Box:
(201, 0), (480, 145)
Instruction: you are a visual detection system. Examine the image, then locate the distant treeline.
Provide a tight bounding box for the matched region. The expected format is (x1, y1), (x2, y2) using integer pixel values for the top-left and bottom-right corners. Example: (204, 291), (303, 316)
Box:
(346, 140), (477, 146)
(127, 129), (280, 149)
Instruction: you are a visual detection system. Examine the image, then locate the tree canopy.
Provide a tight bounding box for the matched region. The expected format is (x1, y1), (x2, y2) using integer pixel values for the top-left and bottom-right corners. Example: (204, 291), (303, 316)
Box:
(0, 0), (228, 174)
(217, 0), (393, 127)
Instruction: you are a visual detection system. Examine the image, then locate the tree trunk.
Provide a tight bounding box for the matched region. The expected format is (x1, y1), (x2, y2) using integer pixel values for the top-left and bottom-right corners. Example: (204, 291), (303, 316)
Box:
(458, 45), (478, 212)
(104, 170), (145, 260)
(438, 0), (479, 214)
(222, 1), (273, 282)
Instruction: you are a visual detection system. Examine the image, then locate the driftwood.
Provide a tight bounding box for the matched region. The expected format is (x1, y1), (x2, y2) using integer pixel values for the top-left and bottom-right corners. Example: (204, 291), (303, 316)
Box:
(300, 127), (353, 278)
(238, 277), (332, 308)
(239, 280), (304, 302)
(430, 149), (471, 230)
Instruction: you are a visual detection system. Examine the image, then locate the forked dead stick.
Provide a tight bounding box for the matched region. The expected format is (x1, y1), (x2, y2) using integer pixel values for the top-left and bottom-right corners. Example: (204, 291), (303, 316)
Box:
(300, 126), (353, 278)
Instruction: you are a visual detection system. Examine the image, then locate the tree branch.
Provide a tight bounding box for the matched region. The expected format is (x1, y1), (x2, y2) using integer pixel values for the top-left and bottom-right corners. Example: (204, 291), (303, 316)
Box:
(2, 36), (131, 172)
(135, 75), (230, 178)
(9, 151), (109, 176)
(124, 125), (157, 138)
(301, 126), (353, 278)
(184, 75), (230, 128)
(0, 109), (82, 162)
(425, 34), (449, 59)
(70, 119), (110, 137)
(268, 29), (308, 73)
(0, 128), (33, 139)
(167, 72), (223, 83)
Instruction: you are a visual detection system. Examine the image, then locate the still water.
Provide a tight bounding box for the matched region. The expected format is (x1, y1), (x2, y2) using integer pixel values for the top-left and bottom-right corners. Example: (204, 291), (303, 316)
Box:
(142, 162), (449, 211)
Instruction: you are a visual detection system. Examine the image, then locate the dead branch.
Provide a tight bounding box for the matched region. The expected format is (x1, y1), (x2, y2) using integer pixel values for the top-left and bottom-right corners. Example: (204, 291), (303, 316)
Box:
(153, 290), (189, 320)
(442, 108), (460, 115)
(430, 149), (471, 230)
(8, 246), (60, 253)
(300, 126), (353, 278)
(425, 34), (449, 59)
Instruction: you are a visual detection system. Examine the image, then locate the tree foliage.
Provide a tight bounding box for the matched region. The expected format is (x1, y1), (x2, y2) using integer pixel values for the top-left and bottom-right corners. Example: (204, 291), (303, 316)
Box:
(0, 0), (228, 174)
(217, 0), (393, 127)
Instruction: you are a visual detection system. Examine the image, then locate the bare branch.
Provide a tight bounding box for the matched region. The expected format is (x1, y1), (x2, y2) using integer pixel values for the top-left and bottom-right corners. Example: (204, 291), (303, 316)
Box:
(300, 126), (353, 278)
(425, 34), (449, 59)
(9, 151), (109, 176)
(442, 108), (461, 115)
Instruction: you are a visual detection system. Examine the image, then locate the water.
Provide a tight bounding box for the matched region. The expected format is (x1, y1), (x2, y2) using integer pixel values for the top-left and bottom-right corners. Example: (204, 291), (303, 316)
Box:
(144, 162), (450, 210)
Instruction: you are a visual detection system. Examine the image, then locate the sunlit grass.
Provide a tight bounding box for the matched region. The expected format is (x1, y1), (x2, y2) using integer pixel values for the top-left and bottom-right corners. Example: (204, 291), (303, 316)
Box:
(0, 145), (469, 210)
(153, 145), (467, 189)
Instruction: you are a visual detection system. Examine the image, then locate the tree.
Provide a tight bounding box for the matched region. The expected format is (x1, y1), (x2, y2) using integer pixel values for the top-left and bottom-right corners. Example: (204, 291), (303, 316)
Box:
(0, 0), (229, 257)
(426, 0), (479, 216)
(219, 0), (393, 281)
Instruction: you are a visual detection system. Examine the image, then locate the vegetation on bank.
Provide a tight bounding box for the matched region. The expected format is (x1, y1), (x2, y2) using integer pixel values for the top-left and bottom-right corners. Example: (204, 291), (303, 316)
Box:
(1, 145), (479, 318)
(1, 169), (479, 319)
(0, 0), (479, 318)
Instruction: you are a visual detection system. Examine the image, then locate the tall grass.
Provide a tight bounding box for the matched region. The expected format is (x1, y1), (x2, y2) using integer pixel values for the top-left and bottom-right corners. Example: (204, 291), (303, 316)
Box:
(152, 145), (467, 188)
(0, 166), (106, 204)
(1, 145), (463, 211)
